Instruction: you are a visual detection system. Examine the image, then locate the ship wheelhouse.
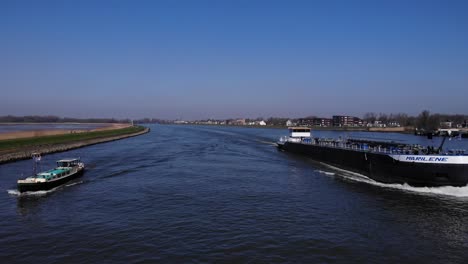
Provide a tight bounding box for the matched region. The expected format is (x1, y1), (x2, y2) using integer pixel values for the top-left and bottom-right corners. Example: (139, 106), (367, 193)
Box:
(288, 127), (311, 138)
(56, 158), (81, 168)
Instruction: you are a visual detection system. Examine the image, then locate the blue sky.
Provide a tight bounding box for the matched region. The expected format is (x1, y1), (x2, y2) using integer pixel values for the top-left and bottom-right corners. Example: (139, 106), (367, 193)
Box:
(1, 0), (467, 120)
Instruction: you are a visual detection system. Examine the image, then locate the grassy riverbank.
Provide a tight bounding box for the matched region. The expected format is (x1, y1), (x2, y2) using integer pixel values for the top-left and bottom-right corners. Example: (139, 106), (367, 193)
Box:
(0, 126), (146, 150)
(0, 126), (149, 164)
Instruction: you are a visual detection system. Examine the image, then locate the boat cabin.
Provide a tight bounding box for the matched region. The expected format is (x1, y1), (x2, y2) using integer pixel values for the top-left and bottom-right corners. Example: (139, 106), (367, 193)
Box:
(288, 127), (311, 138)
(57, 158), (81, 168)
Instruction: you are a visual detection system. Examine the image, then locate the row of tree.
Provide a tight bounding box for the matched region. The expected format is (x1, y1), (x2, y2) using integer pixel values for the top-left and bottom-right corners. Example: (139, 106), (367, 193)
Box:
(3, 111), (466, 131)
(211, 111), (467, 130)
(134, 118), (171, 124)
(362, 111), (467, 131)
(0, 115), (131, 123)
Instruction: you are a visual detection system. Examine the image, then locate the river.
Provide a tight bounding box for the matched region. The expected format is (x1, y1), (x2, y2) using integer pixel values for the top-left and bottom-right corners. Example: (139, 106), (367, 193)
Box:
(0, 125), (467, 263)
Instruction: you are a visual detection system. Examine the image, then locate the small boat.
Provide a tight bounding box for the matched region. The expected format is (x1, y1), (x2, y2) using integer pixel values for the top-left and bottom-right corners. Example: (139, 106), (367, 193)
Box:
(278, 127), (468, 187)
(17, 154), (85, 192)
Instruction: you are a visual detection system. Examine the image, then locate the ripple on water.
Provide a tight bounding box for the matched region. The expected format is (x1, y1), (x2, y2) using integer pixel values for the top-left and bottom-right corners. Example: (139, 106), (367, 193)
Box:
(1, 125), (468, 263)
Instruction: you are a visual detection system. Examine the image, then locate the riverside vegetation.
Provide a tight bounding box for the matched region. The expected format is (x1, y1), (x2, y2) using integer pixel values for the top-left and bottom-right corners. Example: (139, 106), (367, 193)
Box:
(0, 126), (148, 164)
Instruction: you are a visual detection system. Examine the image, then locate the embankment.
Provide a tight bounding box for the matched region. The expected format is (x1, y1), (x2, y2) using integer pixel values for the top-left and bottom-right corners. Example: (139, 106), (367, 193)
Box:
(368, 126), (414, 133)
(0, 123), (132, 141)
(0, 126), (149, 164)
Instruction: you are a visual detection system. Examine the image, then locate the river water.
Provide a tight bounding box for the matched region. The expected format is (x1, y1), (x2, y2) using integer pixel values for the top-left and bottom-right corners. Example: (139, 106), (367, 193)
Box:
(0, 125), (467, 263)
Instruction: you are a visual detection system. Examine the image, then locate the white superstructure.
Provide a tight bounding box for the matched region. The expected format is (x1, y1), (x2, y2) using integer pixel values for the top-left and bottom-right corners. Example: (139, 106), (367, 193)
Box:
(288, 127), (311, 138)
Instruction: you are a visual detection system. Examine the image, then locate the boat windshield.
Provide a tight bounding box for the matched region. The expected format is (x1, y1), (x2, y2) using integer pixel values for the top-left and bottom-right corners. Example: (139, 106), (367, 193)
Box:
(57, 162), (70, 167)
(289, 128), (310, 133)
(57, 159), (80, 167)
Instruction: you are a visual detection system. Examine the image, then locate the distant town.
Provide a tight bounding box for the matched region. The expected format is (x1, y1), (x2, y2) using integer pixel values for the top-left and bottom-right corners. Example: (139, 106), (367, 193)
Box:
(1, 111), (468, 133)
(135, 111), (468, 134)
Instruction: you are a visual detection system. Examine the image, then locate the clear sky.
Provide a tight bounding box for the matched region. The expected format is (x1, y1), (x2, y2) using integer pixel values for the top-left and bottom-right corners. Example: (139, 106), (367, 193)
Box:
(1, 0), (467, 120)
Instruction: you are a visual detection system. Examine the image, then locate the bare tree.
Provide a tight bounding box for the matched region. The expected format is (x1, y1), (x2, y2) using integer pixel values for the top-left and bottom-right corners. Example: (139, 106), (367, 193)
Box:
(363, 112), (377, 123)
(417, 110), (431, 130)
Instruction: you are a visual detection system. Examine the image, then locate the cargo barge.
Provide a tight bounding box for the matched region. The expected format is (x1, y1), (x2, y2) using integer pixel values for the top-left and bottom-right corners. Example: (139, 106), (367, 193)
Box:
(17, 154), (85, 192)
(277, 127), (468, 187)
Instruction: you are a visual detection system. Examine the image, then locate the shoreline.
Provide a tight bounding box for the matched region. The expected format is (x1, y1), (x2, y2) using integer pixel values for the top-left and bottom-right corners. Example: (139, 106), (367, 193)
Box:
(0, 126), (149, 164)
(0, 122), (123, 125)
(171, 123), (415, 134)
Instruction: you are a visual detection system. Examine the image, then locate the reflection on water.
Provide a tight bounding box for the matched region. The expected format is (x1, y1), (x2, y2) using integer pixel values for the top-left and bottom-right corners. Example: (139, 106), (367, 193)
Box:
(16, 196), (44, 216)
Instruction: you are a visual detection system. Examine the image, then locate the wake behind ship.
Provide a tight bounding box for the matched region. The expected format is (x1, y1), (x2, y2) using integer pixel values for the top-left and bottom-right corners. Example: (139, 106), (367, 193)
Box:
(277, 127), (468, 187)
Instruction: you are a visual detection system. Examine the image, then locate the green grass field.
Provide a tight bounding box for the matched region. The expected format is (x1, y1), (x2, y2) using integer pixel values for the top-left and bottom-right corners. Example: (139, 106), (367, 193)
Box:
(0, 126), (146, 151)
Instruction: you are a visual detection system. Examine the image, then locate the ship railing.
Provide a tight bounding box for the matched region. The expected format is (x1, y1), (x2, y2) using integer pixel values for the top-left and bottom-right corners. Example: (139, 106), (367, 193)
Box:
(289, 137), (301, 143)
(300, 138), (460, 156)
(312, 139), (405, 154)
(448, 149), (466, 155)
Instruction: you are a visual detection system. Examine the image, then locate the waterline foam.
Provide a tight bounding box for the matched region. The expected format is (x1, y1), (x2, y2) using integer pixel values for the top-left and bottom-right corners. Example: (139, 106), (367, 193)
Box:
(319, 162), (468, 198)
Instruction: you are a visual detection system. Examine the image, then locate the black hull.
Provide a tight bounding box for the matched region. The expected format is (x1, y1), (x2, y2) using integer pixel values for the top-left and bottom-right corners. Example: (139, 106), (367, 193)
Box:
(279, 142), (468, 187)
(17, 169), (84, 192)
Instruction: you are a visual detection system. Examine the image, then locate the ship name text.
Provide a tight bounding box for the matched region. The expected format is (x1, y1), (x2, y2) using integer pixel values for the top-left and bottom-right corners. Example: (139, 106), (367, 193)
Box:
(405, 156), (448, 162)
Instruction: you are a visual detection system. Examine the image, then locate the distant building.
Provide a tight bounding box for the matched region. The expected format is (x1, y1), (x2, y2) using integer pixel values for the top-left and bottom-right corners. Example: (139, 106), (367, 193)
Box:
(333, 115), (349, 127)
(354, 117), (364, 126)
(367, 120), (386, 128)
(332, 115), (363, 127)
(286, 120), (294, 127)
(387, 121), (400, 127)
(440, 120), (453, 129)
(298, 118), (314, 127)
(174, 120), (188, 124)
(232, 119), (245, 125)
(297, 117), (333, 127)
(312, 118), (332, 127)
(248, 120), (266, 126)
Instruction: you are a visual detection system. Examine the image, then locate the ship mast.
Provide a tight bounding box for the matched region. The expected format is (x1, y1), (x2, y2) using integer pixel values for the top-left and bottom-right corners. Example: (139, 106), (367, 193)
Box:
(437, 130), (451, 153)
(32, 153), (41, 175)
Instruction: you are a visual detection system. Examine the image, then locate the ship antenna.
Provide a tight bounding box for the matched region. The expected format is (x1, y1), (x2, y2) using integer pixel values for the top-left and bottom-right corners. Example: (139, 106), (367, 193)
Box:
(32, 153), (41, 175)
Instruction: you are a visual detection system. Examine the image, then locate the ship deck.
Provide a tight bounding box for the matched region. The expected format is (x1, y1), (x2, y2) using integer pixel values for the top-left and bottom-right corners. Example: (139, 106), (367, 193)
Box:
(279, 136), (466, 156)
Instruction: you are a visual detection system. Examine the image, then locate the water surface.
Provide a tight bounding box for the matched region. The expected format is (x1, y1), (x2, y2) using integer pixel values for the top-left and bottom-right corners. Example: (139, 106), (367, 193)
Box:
(0, 125), (467, 263)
